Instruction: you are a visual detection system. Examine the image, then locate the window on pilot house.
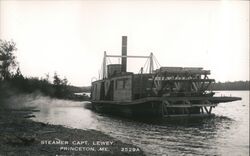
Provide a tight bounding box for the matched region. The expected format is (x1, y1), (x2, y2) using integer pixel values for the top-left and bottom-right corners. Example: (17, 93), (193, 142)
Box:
(123, 79), (129, 89)
(94, 84), (97, 97)
(115, 78), (129, 90)
(116, 79), (124, 90)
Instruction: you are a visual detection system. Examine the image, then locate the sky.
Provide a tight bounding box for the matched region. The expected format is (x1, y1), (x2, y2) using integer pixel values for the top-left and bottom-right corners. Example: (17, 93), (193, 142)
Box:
(0, 0), (249, 86)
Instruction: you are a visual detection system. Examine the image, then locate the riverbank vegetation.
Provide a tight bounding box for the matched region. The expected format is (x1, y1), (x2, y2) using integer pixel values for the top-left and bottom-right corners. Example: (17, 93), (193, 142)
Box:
(0, 39), (89, 105)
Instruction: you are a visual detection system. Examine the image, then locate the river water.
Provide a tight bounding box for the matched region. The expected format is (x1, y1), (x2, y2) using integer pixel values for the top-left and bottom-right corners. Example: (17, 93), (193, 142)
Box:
(32, 91), (249, 156)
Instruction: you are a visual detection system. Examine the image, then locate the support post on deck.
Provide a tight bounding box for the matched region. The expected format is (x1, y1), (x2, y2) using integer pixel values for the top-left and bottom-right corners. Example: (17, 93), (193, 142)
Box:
(200, 107), (204, 114)
(204, 106), (213, 114)
(121, 36), (127, 73)
(149, 52), (154, 73)
(209, 106), (213, 114)
(103, 51), (107, 79)
(204, 107), (209, 114)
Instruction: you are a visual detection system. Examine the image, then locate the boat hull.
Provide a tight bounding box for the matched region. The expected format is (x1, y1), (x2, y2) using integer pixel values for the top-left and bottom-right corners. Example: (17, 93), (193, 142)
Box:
(92, 101), (162, 118)
(91, 96), (241, 118)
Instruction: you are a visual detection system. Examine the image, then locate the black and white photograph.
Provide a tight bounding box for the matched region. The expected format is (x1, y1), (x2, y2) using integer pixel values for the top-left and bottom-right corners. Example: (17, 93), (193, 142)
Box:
(0, 0), (249, 155)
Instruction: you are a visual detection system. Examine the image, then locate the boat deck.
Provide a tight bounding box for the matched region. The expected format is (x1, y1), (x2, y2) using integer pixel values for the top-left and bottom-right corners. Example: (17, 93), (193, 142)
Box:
(91, 96), (241, 106)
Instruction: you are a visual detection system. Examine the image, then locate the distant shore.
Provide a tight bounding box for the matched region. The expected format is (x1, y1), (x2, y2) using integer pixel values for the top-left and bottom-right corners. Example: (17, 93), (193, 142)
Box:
(210, 81), (250, 91)
(72, 81), (250, 93)
(0, 107), (145, 156)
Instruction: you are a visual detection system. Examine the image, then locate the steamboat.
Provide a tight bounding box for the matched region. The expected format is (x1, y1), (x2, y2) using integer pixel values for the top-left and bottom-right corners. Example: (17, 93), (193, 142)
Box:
(91, 36), (241, 117)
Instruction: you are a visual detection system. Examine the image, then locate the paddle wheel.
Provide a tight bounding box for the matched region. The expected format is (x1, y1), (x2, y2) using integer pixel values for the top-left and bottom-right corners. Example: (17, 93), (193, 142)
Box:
(150, 67), (218, 117)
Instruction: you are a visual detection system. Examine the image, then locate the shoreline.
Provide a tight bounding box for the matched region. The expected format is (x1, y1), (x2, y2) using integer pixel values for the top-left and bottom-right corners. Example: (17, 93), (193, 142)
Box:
(0, 107), (145, 156)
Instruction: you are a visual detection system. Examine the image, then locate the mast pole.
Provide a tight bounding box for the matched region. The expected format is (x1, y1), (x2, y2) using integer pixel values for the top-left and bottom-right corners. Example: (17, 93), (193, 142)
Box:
(103, 51), (106, 79)
(121, 36), (127, 72)
(149, 52), (154, 73)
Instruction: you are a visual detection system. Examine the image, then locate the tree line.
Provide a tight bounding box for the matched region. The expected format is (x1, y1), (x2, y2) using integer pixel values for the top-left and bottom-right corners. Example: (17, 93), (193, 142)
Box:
(1, 39), (249, 103)
(210, 81), (250, 91)
(0, 39), (89, 101)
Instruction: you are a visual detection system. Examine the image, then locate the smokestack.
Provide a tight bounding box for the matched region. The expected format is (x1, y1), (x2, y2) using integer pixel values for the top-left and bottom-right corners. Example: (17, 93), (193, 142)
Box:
(121, 36), (127, 72)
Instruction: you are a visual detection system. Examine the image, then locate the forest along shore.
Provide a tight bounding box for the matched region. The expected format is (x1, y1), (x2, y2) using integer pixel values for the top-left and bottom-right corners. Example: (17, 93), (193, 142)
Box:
(0, 107), (145, 156)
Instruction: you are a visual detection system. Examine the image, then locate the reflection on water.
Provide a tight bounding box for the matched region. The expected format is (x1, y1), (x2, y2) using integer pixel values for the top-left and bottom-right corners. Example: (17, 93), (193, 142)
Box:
(32, 91), (249, 155)
(34, 106), (98, 129)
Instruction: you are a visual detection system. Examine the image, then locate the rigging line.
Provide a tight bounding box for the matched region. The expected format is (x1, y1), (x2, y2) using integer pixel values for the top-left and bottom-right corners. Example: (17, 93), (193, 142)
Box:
(156, 56), (161, 67)
(143, 57), (150, 73)
(145, 58), (150, 73)
(143, 57), (150, 69)
(153, 55), (161, 68)
(99, 65), (103, 80)
(107, 57), (112, 64)
(153, 58), (159, 69)
(153, 55), (159, 68)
